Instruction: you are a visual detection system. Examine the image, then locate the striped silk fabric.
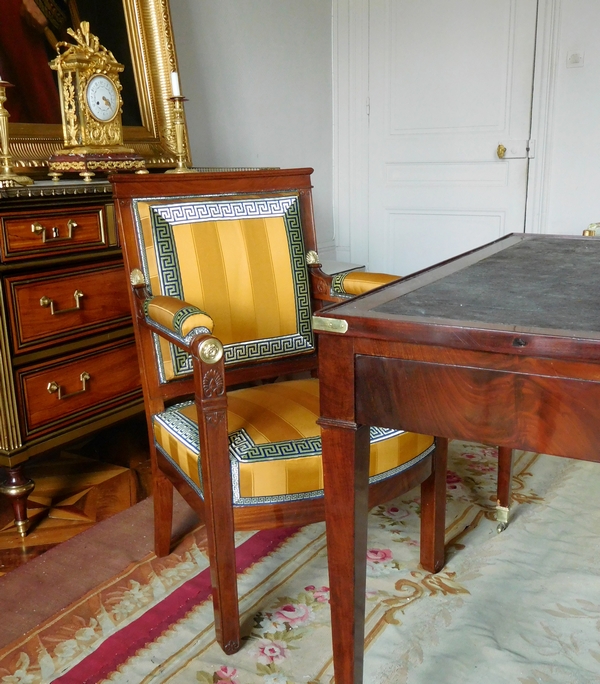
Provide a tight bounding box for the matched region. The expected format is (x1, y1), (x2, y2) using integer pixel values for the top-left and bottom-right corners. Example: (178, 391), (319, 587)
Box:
(134, 195), (313, 381)
(153, 379), (434, 505)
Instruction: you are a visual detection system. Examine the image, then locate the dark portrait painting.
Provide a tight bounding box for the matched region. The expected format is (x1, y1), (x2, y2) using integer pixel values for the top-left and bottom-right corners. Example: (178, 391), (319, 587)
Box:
(0, 0), (142, 126)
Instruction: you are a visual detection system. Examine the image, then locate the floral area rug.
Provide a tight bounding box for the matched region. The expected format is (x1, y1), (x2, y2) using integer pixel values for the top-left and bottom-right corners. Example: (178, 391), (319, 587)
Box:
(2, 441), (600, 684)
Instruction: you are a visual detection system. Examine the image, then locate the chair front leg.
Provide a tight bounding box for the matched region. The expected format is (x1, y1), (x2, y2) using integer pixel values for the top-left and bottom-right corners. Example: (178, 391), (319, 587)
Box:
(193, 338), (240, 655)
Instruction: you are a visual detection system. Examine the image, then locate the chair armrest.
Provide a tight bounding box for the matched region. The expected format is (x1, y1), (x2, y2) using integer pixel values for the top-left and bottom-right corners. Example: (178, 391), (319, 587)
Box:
(331, 271), (401, 297)
(145, 295), (214, 340)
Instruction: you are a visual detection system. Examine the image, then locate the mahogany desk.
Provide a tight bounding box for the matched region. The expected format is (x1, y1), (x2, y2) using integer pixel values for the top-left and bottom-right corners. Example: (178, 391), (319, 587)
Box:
(314, 234), (600, 684)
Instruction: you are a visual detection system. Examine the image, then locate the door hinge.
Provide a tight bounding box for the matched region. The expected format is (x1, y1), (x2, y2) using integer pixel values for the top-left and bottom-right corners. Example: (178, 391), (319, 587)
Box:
(527, 139), (536, 159)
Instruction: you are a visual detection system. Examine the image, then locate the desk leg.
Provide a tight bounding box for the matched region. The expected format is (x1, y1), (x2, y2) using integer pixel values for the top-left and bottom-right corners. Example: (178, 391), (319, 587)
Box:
(496, 446), (513, 533)
(321, 420), (371, 684)
(420, 437), (447, 573)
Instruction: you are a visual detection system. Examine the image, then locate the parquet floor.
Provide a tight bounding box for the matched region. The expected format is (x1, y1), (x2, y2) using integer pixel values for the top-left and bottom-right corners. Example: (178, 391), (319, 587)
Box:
(0, 415), (152, 577)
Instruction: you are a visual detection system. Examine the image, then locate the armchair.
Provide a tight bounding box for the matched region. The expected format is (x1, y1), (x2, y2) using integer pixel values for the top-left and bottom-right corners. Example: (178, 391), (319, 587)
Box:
(111, 168), (447, 655)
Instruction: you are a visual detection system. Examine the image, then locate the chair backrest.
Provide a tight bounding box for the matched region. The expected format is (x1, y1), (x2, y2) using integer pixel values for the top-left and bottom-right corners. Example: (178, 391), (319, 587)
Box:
(112, 169), (319, 388)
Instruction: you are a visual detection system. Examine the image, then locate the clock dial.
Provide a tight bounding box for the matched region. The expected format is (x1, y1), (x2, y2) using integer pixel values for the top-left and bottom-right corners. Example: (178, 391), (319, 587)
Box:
(86, 75), (119, 122)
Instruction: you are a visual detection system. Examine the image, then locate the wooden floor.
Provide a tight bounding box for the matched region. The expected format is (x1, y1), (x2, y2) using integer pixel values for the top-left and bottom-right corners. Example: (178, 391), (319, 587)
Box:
(0, 415), (152, 577)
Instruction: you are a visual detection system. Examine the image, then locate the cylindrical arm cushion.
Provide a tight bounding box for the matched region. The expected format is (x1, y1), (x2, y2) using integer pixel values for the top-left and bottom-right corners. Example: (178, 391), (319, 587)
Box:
(332, 271), (401, 297)
(145, 296), (214, 337)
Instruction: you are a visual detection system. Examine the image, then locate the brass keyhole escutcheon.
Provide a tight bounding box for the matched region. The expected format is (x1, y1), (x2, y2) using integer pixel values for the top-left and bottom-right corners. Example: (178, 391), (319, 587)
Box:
(497, 144), (507, 159)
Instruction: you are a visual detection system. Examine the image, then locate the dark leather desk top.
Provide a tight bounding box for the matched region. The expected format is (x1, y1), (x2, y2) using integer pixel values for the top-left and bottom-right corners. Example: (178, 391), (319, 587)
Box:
(375, 236), (600, 333)
(323, 235), (600, 339)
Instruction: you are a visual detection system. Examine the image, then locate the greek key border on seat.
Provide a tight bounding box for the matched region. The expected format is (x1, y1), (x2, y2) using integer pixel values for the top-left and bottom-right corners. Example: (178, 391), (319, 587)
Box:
(153, 401), (419, 506)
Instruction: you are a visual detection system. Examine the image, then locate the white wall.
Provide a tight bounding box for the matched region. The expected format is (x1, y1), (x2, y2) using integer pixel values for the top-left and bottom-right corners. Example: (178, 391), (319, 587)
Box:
(170, 0), (600, 261)
(170, 1), (335, 256)
(538, 0), (600, 235)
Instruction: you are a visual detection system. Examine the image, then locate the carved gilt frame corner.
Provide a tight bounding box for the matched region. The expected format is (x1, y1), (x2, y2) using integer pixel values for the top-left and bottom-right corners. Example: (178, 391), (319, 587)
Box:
(8, 0), (189, 175)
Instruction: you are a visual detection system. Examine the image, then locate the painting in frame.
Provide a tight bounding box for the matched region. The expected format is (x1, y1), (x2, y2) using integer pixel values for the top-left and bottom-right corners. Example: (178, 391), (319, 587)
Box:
(0, 0), (187, 176)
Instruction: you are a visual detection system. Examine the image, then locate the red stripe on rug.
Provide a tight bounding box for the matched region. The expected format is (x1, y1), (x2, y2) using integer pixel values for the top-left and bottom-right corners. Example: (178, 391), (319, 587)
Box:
(54, 527), (299, 684)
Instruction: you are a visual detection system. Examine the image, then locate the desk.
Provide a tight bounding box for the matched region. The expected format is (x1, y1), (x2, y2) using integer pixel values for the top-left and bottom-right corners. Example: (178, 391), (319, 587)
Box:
(314, 234), (600, 684)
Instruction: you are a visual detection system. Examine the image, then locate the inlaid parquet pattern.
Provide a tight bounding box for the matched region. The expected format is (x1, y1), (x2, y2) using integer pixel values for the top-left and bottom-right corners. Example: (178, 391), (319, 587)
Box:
(0, 416), (151, 576)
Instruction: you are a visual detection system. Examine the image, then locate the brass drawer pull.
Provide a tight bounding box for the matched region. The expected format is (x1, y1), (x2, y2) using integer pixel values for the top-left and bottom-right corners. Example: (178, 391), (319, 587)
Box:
(47, 371), (90, 400)
(31, 219), (78, 243)
(40, 289), (84, 315)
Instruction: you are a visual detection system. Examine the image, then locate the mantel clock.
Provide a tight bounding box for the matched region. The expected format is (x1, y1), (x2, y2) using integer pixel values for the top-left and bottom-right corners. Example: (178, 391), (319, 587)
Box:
(48, 22), (146, 179)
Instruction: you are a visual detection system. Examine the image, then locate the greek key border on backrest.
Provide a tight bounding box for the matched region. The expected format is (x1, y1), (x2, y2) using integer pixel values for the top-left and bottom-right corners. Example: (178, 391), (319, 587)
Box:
(133, 194), (314, 380)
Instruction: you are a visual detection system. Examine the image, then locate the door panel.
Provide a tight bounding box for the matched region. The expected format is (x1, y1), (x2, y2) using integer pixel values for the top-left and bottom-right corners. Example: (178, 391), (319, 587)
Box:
(368, 0), (538, 275)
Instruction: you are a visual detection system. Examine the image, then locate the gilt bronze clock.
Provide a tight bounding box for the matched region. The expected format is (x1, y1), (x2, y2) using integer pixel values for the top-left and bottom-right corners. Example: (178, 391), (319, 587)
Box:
(48, 21), (146, 179)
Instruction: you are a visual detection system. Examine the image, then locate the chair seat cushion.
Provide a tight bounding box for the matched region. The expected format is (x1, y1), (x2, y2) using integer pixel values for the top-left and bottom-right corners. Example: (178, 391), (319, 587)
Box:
(153, 378), (434, 506)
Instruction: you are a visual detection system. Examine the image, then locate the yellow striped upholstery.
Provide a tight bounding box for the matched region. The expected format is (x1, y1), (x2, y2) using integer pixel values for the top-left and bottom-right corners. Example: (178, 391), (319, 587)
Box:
(135, 199), (311, 381)
(153, 378), (434, 505)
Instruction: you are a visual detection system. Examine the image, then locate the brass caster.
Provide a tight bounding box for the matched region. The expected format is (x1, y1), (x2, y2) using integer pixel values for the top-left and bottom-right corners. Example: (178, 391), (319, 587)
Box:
(15, 518), (30, 538)
(495, 504), (509, 534)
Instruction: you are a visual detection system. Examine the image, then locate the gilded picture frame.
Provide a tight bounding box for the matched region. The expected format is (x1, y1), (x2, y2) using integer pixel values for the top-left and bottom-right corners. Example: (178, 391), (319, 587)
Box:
(5, 0), (188, 175)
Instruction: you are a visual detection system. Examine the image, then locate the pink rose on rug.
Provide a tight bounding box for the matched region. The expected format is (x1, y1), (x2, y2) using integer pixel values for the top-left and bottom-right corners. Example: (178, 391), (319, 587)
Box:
(273, 602), (314, 627)
(446, 470), (462, 489)
(467, 461), (495, 474)
(305, 585), (330, 602)
(366, 548), (395, 576)
(250, 638), (290, 665)
(384, 503), (410, 521)
(215, 665), (240, 682)
(366, 548), (393, 563)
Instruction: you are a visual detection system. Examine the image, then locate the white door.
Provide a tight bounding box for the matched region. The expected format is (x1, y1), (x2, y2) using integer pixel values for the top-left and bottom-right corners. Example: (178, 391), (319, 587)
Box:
(367, 0), (539, 275)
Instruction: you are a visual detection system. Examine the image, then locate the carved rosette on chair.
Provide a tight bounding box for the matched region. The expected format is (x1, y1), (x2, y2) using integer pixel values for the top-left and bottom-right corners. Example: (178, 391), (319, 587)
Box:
(48, 22), (146, 181)
(111, 169), (447, 655)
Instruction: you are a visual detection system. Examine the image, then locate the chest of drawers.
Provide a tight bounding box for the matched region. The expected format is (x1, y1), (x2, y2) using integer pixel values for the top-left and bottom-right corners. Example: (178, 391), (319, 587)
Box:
(0, 181), (143, 535)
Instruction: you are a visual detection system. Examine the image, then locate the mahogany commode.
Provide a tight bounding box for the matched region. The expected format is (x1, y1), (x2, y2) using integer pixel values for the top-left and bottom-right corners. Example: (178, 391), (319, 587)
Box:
(0, 181), (143, 535)
(314, 234), (600, 683)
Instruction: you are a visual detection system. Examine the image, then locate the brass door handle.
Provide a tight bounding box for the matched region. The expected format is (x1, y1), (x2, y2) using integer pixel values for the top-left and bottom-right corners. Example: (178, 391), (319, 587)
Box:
(47, 371), (90, 400)
(40, 289), (84, 315)
(497, 144), (507, 159)
(31, 218), (78, 243)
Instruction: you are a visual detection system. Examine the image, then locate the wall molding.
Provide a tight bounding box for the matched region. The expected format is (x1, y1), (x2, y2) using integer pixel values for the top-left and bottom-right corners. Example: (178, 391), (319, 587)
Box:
(526, 0), (560, 235)
(332, 0), (370, 266)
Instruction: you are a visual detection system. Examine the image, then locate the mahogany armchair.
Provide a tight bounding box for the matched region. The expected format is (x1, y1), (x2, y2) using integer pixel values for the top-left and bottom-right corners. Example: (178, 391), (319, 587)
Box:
(111, 168), (447, 654)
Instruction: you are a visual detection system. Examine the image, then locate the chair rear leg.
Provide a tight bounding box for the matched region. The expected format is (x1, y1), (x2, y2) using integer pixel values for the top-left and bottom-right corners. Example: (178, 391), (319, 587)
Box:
(419, 436), (447, 573)
(154, 469), (174, 557)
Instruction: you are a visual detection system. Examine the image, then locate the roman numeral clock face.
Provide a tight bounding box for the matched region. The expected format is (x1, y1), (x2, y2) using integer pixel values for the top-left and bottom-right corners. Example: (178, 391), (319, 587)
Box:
(85, 74), (119, 122)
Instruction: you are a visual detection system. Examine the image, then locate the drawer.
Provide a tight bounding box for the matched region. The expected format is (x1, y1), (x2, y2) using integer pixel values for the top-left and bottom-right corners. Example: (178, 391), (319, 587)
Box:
(1, 207), (107, 261)
(16, 339), (142, 438)
(5, 262), (132, 353)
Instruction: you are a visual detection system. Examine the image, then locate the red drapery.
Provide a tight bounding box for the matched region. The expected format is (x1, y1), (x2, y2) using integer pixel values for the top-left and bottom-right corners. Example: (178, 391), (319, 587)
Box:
(0, 0), (62, 123)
